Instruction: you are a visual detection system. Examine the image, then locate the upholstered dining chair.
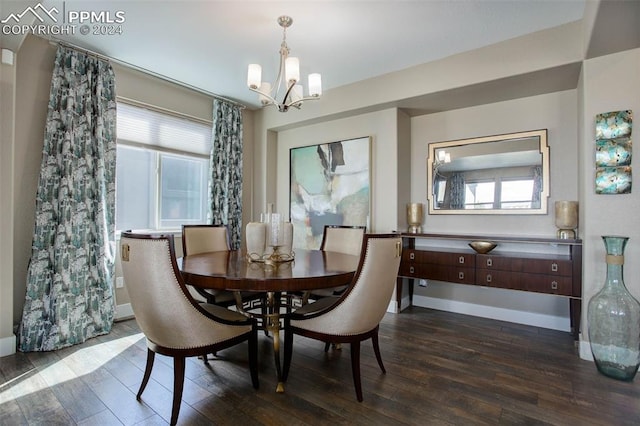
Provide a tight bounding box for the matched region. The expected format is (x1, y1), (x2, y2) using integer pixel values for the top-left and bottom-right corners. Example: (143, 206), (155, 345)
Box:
(119, 232), (259, 426)
(282, 233), (402, 401)
(182, 224), (259, 307)
(308, 225), (366, 300)
(246, 221), (294, 257)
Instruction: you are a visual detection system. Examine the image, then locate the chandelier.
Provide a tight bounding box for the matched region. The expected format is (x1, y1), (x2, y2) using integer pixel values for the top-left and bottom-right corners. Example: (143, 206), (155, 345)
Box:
(247, 16), (322, 112)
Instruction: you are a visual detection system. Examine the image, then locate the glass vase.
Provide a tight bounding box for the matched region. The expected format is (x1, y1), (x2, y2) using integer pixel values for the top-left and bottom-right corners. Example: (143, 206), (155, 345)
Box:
(587, 236), (640, 381)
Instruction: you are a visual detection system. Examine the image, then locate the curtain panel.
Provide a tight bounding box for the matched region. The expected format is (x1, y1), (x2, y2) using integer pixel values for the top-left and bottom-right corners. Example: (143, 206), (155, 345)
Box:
(209, 100), (243, 249)
(18, 46), (117, 351)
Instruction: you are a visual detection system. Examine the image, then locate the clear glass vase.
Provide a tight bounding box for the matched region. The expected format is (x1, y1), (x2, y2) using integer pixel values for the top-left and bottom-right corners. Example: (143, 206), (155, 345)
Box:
(587, 236), (640, 381)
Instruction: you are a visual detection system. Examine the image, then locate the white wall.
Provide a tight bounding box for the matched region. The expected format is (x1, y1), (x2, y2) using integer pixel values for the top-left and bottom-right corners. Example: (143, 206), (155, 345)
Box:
(407, 90), (579, 330)
(12, 35), (56, 325)
(411, 90), (579, 235)
(275, 108), (401, 234)
(1, 49), (17, 356)
(579, 48), (640, 357)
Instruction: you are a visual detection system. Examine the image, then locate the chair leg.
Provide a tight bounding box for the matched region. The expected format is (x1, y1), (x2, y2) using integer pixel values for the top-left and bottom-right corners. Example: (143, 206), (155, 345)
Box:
(248, 329), (260, 389)
(350, 341), (363, 402)
(170, 357), (186, 426)
(324, 342), (331, 352)
(137, 349), (155, 400)
(372, 330), (386, 374)
(282, 325), (294, 382)
(261, 301), (270, 337)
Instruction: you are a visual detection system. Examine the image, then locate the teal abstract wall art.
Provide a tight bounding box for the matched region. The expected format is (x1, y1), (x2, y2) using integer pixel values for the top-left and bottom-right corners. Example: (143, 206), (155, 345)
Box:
(596, 137), (632, 167)
(595, 110), (632, 195)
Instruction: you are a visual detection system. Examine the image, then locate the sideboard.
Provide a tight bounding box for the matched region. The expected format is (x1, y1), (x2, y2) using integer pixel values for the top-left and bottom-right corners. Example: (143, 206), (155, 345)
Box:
(396, 233), (582, 339)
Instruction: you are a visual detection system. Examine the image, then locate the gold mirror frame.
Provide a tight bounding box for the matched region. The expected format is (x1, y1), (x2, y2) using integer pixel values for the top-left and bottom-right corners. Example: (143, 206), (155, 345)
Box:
(427, 129), (549, 215)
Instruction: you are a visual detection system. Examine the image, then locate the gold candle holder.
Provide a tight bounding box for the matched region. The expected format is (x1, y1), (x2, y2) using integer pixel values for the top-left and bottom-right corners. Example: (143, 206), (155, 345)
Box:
(407, 203), (424, 233)
(555, 201), (578, 239)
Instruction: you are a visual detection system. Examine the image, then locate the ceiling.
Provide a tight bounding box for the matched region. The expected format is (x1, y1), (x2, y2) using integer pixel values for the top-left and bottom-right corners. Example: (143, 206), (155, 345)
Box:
(4, 1), (588, 109)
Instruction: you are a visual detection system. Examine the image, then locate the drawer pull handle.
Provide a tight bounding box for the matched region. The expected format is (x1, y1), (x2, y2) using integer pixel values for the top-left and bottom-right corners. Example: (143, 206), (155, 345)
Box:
(486, 258), (493, 267)
(410, 266), (415, 274)
(410, 252), (415, 260)
(551, 263), (558, 272)
(459, 256), (465, 264)
(551, 281), (558, 290)
(458, 272), (465, 280)
(486, 274), (492, 283)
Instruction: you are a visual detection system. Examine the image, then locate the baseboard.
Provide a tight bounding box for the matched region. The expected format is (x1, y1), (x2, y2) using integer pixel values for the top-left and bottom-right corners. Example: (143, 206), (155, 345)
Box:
(412, 294), (571, 332)
(579, 340), (594, 361)
(0, 333), (16, 357)
(115, 303), (134, 321)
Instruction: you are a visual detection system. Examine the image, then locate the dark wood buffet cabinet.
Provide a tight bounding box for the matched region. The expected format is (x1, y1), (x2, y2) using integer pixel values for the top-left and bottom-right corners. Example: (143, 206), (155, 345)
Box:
(396, 233), (583, 339)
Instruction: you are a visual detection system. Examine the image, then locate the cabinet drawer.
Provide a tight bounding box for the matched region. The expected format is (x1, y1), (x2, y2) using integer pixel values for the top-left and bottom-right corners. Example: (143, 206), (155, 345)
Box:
(399, 262), (475, 284)
(404, 249), (474, 266)
(476, 270), (573, 296)
(476, 270), (525, 290)
(522, 259), (572, 276)
(524, 275), (573, 296)
(477, 254), (572, 276)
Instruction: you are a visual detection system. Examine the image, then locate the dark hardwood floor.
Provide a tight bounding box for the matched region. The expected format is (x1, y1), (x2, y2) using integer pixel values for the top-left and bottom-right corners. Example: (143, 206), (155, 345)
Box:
(1, 307), (639, 425)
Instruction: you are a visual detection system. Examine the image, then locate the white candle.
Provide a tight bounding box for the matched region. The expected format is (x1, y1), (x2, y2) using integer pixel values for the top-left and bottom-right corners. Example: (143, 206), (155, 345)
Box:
(270, 214), (282, 246)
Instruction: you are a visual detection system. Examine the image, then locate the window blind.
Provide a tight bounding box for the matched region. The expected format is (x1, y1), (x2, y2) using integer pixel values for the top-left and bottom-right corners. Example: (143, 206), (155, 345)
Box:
(117, 102), (212, 156)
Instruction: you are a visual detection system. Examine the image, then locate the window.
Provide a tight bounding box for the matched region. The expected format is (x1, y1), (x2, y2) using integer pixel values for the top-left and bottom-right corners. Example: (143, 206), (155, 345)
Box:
(464, 178), (534, 210)
(115, 102), (212, 231)
(464, 181), (495, 209)
(500, 179), (534, 209)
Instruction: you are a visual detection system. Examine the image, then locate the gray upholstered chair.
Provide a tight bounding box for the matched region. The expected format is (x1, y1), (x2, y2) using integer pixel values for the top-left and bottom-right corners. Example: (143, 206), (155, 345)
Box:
(282, 233), (402, 401)
(308, 225), (366, 300)
(120, 232), (259, 426)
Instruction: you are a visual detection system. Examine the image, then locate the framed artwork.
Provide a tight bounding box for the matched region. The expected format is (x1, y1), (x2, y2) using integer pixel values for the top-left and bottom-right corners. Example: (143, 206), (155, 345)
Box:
(595, 166), (632, 194)
(594, 110), (633, 194)
(289, 136), (371, 249)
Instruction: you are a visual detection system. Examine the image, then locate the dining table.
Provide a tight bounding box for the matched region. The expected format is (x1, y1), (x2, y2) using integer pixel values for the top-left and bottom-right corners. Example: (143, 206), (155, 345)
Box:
(177, 249), (359, 393)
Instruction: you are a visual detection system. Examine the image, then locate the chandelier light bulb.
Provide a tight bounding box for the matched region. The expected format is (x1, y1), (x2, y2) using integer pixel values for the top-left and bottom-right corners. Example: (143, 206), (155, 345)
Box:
(285, 57), (300, 83)
(247, 64), (262, 89)
(308, 73), (322, 97)
(258, 82), (272, 104)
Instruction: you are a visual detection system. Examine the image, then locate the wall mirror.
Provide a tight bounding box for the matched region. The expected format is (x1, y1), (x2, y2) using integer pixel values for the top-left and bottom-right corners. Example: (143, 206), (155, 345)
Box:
(427, 129), (549, 215)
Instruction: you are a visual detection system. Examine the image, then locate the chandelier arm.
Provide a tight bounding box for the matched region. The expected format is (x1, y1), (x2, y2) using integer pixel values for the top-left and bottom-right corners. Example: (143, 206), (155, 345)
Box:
(248, 86), (279, 106)
(273, 48), (287, 97)
(284, 95), (320, 109)
(281, 81), (297, 105)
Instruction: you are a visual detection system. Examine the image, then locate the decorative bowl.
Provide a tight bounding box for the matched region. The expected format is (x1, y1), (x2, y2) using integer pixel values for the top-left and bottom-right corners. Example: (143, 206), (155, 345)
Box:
(469, 241), (497, 254)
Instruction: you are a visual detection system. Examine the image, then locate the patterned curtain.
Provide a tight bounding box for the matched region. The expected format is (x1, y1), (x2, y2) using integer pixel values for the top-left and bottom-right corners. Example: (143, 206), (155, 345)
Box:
(18, 47), (117, 352)
(209, 99), (243, 249)
(532, 165), (542, 208)
(450, 172), (466, 209)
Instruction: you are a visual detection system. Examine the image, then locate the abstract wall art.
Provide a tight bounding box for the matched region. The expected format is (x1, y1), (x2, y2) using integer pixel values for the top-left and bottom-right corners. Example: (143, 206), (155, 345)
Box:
(595, 110), (632, 194)
(290, 136), (371, 249)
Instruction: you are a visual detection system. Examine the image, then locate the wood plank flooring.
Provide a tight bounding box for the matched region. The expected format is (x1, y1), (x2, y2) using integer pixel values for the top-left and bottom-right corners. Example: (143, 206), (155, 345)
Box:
(1, 307), (639, 425)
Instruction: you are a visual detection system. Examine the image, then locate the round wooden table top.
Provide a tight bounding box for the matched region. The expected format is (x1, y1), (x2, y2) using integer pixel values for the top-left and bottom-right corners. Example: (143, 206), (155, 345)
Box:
(177, 249), (359, 292)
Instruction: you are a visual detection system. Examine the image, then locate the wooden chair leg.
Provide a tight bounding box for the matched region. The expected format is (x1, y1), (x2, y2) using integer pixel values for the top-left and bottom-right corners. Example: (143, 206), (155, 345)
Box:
(137, 349), (155, 400)
(248, 329), (260, 389)
(324, 342), (331, 352)
(282, 326), (294, 382)
(350, 341), (363, 402)
(372, 330), (386, 374)
(170, 357), (186, 426)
